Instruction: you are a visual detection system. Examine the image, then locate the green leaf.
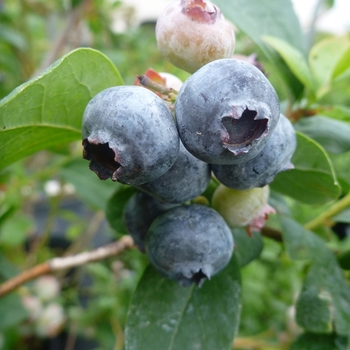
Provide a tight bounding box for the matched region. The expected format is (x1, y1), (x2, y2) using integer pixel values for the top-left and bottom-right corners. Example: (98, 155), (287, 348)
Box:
(0, 255), (19, 280)
(318, 105), (350, 123)
(0, 294), (28, 330)
(0, 214), (34, 247)
(332, 208), (350, 224)
(215, 0), (305, 99)
(215, 0), (305, 51)
(105, 186), (136, 234)
(298, 262), (350, 335)
(309, 36), (350, 97)
(280, 216), (325, 262)
(296, 286), (333, 333)
(291, 333), (348, 350)
(231, 228), (263, 267)
(60, 157), (119, 210)
(263, 36), (315, 92)
(281, 217), (350, 335)
(333, 46), (350, 80)
(0, 48), (123, 170)
(330, 151), (350, 190)
(271, 132), (340, 204)
(125, 255), (241, 350)
(294, 116), (350, 154)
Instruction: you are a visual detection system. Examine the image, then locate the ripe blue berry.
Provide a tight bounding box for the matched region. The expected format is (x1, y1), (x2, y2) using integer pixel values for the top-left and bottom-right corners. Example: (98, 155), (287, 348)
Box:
(175, 58), (280, 164)
(82, 86), (179, 186)
(211, 114), (296, 189)
(136, 141), (211, 204)
(123, 192), (177, 252)
(146, 204), (234, 287)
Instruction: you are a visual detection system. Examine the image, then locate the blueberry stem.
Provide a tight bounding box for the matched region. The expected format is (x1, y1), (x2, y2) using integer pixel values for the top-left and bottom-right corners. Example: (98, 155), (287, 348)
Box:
(304, 191), (350, 231)
(261, 226), (282, 242)
(137, 75), (178, 95)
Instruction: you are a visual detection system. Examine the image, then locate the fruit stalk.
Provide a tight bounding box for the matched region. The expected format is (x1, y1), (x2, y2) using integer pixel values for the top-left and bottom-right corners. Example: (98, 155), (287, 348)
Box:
(304, 191), (350, 230)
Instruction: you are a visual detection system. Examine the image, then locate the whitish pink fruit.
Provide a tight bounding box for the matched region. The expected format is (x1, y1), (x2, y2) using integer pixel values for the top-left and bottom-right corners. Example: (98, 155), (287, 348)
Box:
(156, 0), (235, 73)
(212, 185), (275, 234)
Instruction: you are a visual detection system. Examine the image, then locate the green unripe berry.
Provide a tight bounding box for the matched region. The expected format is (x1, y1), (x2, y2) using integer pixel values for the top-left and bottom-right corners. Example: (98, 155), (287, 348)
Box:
(212, 185), (275, 233)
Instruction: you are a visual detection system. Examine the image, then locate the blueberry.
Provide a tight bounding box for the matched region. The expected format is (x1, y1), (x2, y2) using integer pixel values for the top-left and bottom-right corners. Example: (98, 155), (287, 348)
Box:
(136, 141), (211, 204)
(123, 192), (177, 252)
(82, 86), (179, 186)
(211, 114), (296, 189)
(146, 204), (234, 287)
(175, 58), (280, 164)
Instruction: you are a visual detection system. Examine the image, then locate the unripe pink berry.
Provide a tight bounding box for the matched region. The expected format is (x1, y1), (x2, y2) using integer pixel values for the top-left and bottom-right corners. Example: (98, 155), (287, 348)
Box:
(212, 185), (275, 233)
(158, 72), (183, 91)
(156, 0), (235, 73)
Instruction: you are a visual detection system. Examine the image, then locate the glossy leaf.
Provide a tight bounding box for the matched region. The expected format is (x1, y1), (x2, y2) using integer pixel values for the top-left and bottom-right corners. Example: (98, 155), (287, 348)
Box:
(309, 36), (350, 97)
(263, 36), (315, 92)
(333, 46), (350, 80)
(125, 255), (241, 350)
(215, 0), (305, 98)
(271, 132), (340, 204)
(281, 217), (350, 335)
(294, 116), (350, 154)
(231, 228), (263, 267)
(0, 48), (123, 170)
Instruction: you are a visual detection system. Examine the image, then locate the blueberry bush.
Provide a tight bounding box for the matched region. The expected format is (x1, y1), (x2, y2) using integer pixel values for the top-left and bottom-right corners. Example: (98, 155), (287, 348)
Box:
(1, 0), (350, 349)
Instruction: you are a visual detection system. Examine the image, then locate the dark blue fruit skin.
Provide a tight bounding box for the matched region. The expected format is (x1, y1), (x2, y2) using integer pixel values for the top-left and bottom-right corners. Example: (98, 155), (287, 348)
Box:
(82, 86), (179, 186)
(136, 141), (211, 204)
(146, 204), (234, 287)
(211, 114), (296, 189)
(123, 192), (177, 252)
(175, 58), (280, 165)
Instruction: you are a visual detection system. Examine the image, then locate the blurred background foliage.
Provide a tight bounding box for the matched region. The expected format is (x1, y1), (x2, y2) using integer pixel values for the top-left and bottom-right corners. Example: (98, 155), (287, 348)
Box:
(0, 0), (349, 349)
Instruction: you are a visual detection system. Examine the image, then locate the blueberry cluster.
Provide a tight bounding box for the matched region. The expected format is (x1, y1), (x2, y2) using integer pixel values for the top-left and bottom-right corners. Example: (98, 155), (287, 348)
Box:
(81, 0), (296, 287)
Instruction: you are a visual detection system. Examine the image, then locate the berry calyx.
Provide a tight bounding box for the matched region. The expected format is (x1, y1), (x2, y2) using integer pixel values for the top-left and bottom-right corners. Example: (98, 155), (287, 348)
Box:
(181, 0), (218, 24)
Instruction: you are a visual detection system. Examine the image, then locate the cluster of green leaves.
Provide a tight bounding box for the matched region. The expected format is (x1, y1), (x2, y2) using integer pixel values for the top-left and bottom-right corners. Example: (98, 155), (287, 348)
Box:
(0, 0), (350, 349)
